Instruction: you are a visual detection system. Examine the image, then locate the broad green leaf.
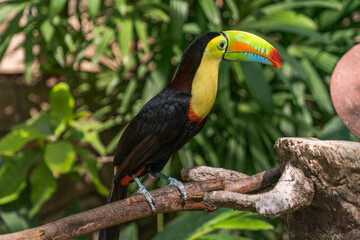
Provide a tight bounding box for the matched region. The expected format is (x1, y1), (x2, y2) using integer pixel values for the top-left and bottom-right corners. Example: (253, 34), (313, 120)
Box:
(29, 162), (57, 218)
(92, 28), (115, 65)
(242, 22), (330, 44)
(321, 116), (350, 140)
(259, 11), (318, 30)
(318, 0), (359, 29)
(183, 23), (201, 34)
(212, 218), (274, 231)
(240, 62), (273, 112)
(153, 209), (230, 240)
(198, 234), (251, 240)
(141, 6), (170, 22)
(87, 0), (101, 19)
(170, 0), (188, 42)
(259, 1), (342, 15)
(49, 82), (75, 137)
(115, 0), (127, 16)
(49, 0), (68, 17)
(83, 131), (106, 156)
(118, 18), (133, 66)
(76, 146), (108, 196)
(44, 141), (76, 173)
(64, 33), (76, 53)
(300, 59), (334, 114)
(0, 126), (46, 157)
(199, 0), (221, 29)
(296, 45), (338, 74)
(225, 0), (240, 22)
(134, 18), (149, 52)
(0, 150), (42, 205)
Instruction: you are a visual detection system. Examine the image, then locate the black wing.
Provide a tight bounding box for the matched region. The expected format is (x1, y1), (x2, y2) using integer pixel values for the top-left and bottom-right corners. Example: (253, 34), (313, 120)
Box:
(113, 88), (191, 178)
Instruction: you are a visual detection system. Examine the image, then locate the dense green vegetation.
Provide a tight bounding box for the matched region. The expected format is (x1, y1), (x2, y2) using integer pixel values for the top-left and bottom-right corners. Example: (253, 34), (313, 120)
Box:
(0, 0), (359, 239)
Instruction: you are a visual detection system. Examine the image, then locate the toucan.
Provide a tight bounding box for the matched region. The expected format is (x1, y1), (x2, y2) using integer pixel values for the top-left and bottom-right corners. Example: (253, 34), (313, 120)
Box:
(99, 30), (281, 240)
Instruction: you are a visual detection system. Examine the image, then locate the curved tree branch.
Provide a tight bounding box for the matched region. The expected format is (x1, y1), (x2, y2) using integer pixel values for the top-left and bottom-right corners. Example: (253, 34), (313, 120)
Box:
(0, 167), (280, 240)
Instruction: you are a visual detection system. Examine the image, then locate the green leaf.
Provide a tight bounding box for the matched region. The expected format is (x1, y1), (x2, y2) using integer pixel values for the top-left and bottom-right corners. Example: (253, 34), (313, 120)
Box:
(295, 45), (338, 74)
(199, 0), (221, 29)
(225, 0), (240, 22)
(0, 1), (30, 24)
(134, 18), (149, 52)
(29, 162), (57, 218)
(118, 18), (133, 66)
(87, 0), (101, 19)
(170, 0), (189, 42)
(76, 146), (108, 196)
(212, 218), (274, 231)
(49, 82), (75, 137)
(44, 141), (76, 174)
(183, 23), (202, 34)
(240, 62), (273, 111)
(198, 234), (251, 240)
(321, 116), (350, 140)
(92, 27), (115, 65)
(153, 209), (232, 240)
(242, 22), (330, 44)
(259, 1), (342, 15)
(0, 150), (42, 205)
(49, 0), (68, 17)
(140, 5), (170, 22)
(83, 131), (106, 156)
(24, 27), (34, 83)
(0, 126), (46, 157)
(300, 59), (334, 114)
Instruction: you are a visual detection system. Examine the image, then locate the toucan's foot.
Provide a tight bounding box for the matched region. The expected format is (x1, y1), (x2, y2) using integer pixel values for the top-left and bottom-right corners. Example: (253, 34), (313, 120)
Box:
(154, 172), (187, 203)
(131, 174), (156, 213)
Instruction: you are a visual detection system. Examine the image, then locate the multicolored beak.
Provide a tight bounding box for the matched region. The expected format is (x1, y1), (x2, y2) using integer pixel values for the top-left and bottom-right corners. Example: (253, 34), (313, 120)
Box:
(221, 30), (281, 69)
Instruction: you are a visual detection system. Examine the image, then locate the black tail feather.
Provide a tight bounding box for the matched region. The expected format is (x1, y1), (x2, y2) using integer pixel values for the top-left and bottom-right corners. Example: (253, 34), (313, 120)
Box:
(98, 182), (128, 240)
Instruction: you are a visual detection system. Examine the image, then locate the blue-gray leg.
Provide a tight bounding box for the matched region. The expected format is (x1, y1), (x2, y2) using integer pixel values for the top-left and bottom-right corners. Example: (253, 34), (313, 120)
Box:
(153, 172), (187, 202)
(131, 174), (156, 213)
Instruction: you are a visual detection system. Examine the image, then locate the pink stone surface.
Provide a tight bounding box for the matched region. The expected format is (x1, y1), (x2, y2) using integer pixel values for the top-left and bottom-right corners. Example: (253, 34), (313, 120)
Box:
(330, 44), (360, 138)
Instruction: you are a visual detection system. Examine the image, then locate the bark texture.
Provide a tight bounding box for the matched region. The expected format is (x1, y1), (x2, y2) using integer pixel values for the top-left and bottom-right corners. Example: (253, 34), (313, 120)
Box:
(185, 138), (360, 240)
(275, 137), (360, 240)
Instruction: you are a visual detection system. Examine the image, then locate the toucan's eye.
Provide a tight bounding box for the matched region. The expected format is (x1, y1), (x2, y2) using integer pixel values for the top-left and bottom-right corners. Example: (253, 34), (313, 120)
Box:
(218, 40), (226, 50)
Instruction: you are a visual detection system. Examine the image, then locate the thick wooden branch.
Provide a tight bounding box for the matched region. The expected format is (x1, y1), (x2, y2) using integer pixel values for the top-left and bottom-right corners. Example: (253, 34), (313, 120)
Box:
(0, 167), (280, 240)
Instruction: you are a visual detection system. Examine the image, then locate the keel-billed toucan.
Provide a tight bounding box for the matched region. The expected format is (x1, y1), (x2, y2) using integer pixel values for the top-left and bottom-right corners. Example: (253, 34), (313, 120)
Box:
(99, 30), (281, 240)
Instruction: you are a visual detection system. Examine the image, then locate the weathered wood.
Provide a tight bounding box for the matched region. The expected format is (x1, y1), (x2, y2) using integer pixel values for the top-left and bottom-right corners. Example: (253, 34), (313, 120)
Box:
(0, 167), (281, 240)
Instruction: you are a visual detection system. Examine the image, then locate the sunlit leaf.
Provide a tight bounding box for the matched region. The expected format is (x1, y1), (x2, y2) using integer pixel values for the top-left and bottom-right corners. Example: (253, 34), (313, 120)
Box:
(44, 141), (76, 173)
(0, 150), (42, 205)
(87, 0), (101, 20)
(118, 18), (133, 67)
(49, 82), (75, 137)
(0, 126), (46, 157)
(92, 28), (115, 65)
(49, 0), (67, 17)
(259, 1), (342, 15)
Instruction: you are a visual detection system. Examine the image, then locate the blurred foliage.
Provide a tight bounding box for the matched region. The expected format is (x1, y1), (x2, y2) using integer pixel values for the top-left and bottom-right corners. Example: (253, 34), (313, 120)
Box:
(0, 0), (359, 239)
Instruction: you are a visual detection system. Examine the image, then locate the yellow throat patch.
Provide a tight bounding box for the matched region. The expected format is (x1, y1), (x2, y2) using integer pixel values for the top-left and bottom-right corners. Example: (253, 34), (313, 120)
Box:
(190, 35), (226, 119)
